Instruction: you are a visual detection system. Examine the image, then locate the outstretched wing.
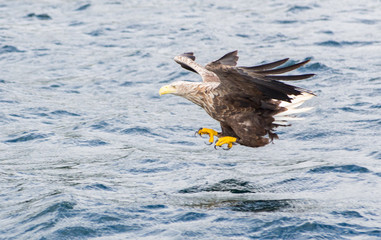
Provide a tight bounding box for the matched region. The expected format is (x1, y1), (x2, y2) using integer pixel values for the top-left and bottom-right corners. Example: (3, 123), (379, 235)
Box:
(173, 53), (220, 82)
(205, 51), (315, 102)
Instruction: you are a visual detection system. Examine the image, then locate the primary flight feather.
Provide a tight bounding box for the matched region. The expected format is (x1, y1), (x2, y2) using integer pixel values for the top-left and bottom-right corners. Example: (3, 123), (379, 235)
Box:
(159, 50), (315, 149)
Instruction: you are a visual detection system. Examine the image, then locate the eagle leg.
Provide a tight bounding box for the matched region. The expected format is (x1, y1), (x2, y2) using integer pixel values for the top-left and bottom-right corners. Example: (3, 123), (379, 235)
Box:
(196, 128), (218, 144)
(214, 136), (237, 150)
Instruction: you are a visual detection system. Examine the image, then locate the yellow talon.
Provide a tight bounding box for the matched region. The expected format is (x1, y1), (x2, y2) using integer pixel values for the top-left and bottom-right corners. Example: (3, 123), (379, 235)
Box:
(197, 128), (218, 143)
(215, 136), (237, 149)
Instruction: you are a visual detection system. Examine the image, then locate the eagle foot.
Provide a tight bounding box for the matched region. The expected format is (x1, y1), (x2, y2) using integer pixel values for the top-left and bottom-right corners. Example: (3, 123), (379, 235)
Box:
(214, 136), (237, 150)
(196, 128), (218, 144)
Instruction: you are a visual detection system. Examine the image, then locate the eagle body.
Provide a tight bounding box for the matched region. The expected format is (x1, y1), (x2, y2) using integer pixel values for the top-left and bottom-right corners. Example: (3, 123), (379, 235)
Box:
(159, 51), (315, 149)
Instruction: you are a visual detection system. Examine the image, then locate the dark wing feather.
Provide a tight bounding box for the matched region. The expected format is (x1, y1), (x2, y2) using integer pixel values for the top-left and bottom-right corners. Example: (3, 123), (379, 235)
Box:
(241, 58), (314, 81)
(264, 74), (315, 81)
(211, 50), (239, 66)
(241, 58), (289, 71)
(181, 52), (195, 61)
(253, 59), (311, 75)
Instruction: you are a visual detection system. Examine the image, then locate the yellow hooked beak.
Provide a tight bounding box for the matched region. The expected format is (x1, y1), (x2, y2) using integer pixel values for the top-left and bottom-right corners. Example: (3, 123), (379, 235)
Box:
(159, 85), (176, 96)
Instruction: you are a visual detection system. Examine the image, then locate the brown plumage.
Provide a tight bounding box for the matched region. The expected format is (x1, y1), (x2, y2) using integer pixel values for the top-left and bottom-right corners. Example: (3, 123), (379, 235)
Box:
(159, 50), (315, 149)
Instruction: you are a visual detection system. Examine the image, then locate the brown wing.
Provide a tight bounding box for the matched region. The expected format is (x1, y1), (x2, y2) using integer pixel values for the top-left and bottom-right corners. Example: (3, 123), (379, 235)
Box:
(205, 51), (315, 102)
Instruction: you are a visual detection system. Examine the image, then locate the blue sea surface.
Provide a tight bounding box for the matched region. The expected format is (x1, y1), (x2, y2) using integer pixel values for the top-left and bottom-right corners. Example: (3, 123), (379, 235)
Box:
(1, 0), (381, 239)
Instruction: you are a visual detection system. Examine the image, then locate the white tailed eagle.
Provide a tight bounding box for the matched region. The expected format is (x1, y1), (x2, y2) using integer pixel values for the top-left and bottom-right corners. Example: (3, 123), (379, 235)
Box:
(159, 50), (315, 149)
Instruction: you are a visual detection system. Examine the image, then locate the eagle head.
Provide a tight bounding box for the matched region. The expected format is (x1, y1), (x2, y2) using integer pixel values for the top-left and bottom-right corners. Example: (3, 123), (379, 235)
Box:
(159, 81), (198, 97)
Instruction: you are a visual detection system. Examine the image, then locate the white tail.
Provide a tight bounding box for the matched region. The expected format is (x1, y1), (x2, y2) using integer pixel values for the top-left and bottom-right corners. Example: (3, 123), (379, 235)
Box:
(274, 92), (314, 125)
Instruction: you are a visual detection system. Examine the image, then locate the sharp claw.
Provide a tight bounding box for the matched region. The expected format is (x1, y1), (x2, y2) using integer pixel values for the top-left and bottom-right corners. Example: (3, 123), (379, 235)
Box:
(223, 146), (231, 150)
(195, 128), (202, 136)
(214, 136), (237, 150)
(196, 128), (219, 148)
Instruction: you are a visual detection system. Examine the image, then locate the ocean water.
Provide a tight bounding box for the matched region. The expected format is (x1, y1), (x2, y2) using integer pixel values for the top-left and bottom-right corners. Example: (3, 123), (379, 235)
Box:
(1, 0), (380, 239)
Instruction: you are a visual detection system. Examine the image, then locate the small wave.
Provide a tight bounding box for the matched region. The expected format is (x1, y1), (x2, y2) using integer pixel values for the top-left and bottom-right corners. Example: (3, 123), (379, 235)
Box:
(316, 40), (341, 47)
(50, 84), (61, 88)
(90, 121), (109, 130)
(0, 45), (25, 54)
(370, 104), (381, 109)
(78, 139), (108, 146)
(287, 5), (312, 13)
(89, 214), (121, 223)
(68, 21), (85, 27)
(52, 226), (97, 238)
(83, 183), (113, 191)
(308, 164), (371, 174)
(187, 199), (297, 213)
(260, 220), (381, 239)
(26, 13), (52, 20)
(50, 110), (80, 117)
(316, 40), (376, 47)
(142, 204), (166, 209)
(129, 166), (171, 174)
(368, 151), (381, 160)
(0, 99), (18, 104)
(25, 201), (76, 224)
(236, 33), (250, 38)
(332, 210), (363, 219)
(339, 106), (361, 113)
(76, 3), (91, 11)
(230, 199), (292, 212)
(319, 30), (334, 35)
(275, 20), (298, 24)
(302, 62), (330, 71)
(174, 212), (208, 222)
(87, 29), (105, 37)
(5, 132), (50, 143)
(49, 223), (142, 239)
(179, 179), (257, 194)
(168, 140), (196, 146)
(120, 81), (134, 87)
(120, 127), (159, 137)
(356, 19), (378, 25)
(295, 130), (343, 141)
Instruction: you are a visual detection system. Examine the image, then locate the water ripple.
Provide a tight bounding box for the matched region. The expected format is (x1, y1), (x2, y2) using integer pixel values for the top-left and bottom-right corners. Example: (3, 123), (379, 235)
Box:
(5, 132), (51, 143)
(26, 13), (52, 20)
(308, 164), (371, 174)
(179, 179), (258, 194)
(287, 5), (312, 13)
(230, 199), (293, 212)
(175, 212), (208, 222)
(75, 3), (91, 11)
(316, 40), (376, 47)
(0, 45), (25, 54)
